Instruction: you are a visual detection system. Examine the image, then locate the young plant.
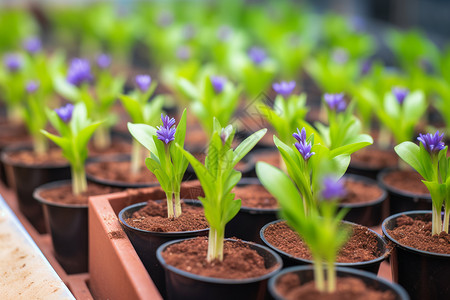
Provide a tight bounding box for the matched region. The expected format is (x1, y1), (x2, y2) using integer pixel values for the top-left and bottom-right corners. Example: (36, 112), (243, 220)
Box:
(41, 103), (102, 195)
(0, 53), (26, 121)
(177, 120), (267, 261)
(119, 75), (162, 174)
(395, 131), (450, 234)
(128, 110), (189, 218)
(22, 80), (48, 155)
(259, 81), (308, 144)
(256, 161), (350, 293)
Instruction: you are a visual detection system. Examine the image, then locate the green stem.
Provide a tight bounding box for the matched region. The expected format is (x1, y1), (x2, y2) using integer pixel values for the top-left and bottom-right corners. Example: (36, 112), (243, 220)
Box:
(71, 164), (87, 195)
(443, 207), (449, 233)
(207, 228), (216, 262)
(326, 261), (336, 293)
(33, 134), (48, 156)
(131, 138), (142, 175)
(215, 228), (224, 261)
(93, 124), (111, 150)
(432, 206), (442, 235)
(377, 126), (391, 150)
(313, 259), (325, 292)
(166, 192), (174, 219)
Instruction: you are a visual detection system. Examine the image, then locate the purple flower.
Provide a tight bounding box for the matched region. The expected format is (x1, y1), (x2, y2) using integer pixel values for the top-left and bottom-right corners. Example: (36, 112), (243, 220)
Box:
(23, 36), (42, 54)
(360, 60), (372, 76)
(322, 177), (347, 200)
(211, 76), (226, 94)
(392, 87), (409, 105)
(135, 75), (151, 92)
(66, 58), (93, 87)
(3, 54), (22, 72)
(157, 114), (176, 144)
(417, 131), (445, 154)
(248, 47), (266, 65)
(55, 103), (74, 123)
(293, 128), (315, 161)
(96, 54), (111, 69)
(25, 80), (39, 94)
(273, 81), (296, 97)
(324, 93), (347, 112)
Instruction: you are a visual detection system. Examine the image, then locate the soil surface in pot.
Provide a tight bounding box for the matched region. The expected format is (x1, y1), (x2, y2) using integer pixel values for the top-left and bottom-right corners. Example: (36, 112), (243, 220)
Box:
(4, 148), (67, 165)
(276, 273), (396, 300)
(88, 137), (131, 156)
(340, 178), (383, 204)
(161, 236), (278, 279)
(350, 147), (398, 169)
(383, 170), (429, 195)
(232, 184), (278, 209)
(387, 214), (450, 254)
(265, 221), (381, 262)
(126, 200), (208, 232)
(39, 183), (119, 205)
(86, 160), (157, 184)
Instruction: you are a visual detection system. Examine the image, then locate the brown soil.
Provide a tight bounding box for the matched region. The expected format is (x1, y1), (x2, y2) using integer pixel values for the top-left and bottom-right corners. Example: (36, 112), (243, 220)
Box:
(351, 147), (398, 169)
(86, 160), (158, 184)
(383, 170), (430, 195)
(264, 221), (381, 263)
(252, 150), (280, 167)
(38, 183), (119, 205)
(161, 236), (279, 279)
(126, 200), (208, 232)
(232, 184), (278, 209)
(276, 274), (396, 300)
(88, 137), (131, 156)
(185, 126), (209, 149)
(341, 178), (383, 204)
(387, 214), (450, 254)
(4, 147), (67, 166)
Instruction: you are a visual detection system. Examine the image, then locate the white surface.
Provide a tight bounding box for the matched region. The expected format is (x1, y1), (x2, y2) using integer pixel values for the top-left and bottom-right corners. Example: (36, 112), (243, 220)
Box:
(0, 195), (75, 300)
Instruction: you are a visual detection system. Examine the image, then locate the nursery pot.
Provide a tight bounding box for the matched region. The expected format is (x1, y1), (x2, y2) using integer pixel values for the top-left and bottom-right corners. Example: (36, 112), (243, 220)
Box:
(1, 144), (70, 233)
(156, 237), (283, 300)
(347, 146), (398, 180)
(378, 169), (432, 214)
(226, 178), (278, 243)
(268, 265), (409, 300)
(33, 180), (88, 274)
(260, 219), (389, 274)
(340, 174), (388, 227)
(119, 200), (209, 297)
(86, 154), (159, 189)
(382, 211), (450, 300)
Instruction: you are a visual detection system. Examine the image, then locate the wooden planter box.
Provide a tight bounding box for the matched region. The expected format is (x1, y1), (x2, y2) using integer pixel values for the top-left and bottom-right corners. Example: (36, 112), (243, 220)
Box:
(88, 180), (204, 300)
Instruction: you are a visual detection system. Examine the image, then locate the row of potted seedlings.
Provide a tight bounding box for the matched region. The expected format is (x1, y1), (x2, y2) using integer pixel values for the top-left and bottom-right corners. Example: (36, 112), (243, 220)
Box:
(0, 3), (449, 300)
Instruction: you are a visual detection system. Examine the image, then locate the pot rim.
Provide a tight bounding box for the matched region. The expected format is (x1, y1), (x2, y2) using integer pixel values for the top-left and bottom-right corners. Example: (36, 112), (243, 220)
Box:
(260, 219), (389, 267)
(156, 237), (283, 284)
(33, 179), (88, 208)
(1, 143), (70, 169)
(382, 210), (450, 258)
(377, 168), (431, 200)
(236, 177), (279, 213)
(268, 265), (410, 300)
(85, 153), (160, 188)
(118, 201), (210, 236)
(348, 146), (397, 172)
(338, 174), (388, 208)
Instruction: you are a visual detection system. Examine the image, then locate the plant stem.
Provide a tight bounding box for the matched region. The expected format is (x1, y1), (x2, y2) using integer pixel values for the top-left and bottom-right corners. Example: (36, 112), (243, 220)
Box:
(131, 138), (142, 175)
(313, 259), (325, 292)
(432, 206), (442, 235)
(377, 126), (391, 150)
(174, 191), (182, 218)
(71, 165), (87, 195)
(326, 261), (336, 293)
(33, 134), (48, 156)
(444, 208), (449, 233)
(166, 192), (174, 218)
(93, 124), (111, 150)
(207, 228), (216, 262)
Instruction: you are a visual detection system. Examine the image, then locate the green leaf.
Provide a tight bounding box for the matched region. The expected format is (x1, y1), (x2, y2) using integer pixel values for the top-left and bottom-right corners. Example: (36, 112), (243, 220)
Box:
(120, 94), (144, 123)
(395, 142), (430, 180)
(232, 128), (267, 167)
(127, 123), (158, 154)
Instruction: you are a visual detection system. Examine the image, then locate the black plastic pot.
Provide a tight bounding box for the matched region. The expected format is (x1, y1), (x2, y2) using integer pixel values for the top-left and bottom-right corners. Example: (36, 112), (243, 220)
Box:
(347, 147), (398, 180)
(33, 180), (88, 274)
(382, 211), (450, 300)
(1, 144), (70, 233)
(378, 169), (432, 215)
(260, 219), (389, 274)
(119, 200), (209, 297)
(86, 154), (159, 188)
(226, 178), (278, 244)
(340, 174), (388, 227)
(269, 265), (409, 300)
(157, 237), (283, 300)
